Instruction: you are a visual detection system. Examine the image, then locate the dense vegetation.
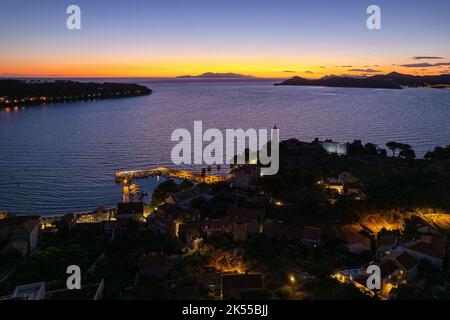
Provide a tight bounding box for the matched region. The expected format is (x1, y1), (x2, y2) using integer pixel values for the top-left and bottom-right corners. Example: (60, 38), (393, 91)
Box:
(425, 145), (450, 160)
(0, 79), (152, 108)
(224, 137), (450, 228)
(149, 179), (193, 208)
(275, 72), (450, 89)
(0, 224), (109, 296)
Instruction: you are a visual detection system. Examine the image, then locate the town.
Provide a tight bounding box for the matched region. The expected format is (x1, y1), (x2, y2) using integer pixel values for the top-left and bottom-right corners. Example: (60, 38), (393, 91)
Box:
(1, 138), (450, 300)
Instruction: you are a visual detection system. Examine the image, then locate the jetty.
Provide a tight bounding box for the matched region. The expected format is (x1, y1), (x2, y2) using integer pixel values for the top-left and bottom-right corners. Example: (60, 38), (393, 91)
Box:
(115, 167), (229, 184)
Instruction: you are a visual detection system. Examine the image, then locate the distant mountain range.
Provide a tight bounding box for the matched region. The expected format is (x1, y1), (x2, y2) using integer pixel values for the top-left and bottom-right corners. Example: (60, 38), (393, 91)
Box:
(176, 72), (257, 79)
(275, 72), (450, 89)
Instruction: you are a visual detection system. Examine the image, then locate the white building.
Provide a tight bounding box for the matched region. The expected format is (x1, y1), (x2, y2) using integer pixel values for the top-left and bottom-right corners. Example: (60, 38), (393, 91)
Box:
(12, 282), (46, 300)
(0, 216), (40, 257)
(320, 141), (348, 156)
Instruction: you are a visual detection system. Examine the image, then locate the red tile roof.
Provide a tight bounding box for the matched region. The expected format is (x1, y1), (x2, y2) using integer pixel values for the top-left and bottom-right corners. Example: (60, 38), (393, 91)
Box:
(377, 260), (399, 279)
(394, 251), (418, 271)
(263, 223), (303, 240)
(407, 235), (446, 259)
(221, 273), (263, 299)
(379, 234), (397, 247)
(348, 233), (371, 250)
(383, 251), (418, 271)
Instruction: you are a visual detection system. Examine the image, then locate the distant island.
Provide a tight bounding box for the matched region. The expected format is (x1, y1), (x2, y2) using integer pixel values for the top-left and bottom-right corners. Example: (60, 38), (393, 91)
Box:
(275, 72), (450, 89)
(176, 72), (257, 79)
(0, 80), (152, 109)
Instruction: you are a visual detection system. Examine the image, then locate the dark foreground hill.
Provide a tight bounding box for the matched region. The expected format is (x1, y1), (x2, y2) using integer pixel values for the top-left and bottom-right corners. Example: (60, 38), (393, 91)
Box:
(275, 72), (450, 89)
(0, 80), (152, 108)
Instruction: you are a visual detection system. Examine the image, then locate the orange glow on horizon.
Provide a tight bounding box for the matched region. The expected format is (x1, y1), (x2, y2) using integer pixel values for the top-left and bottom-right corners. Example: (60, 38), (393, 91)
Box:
(0, 57), (446, 79)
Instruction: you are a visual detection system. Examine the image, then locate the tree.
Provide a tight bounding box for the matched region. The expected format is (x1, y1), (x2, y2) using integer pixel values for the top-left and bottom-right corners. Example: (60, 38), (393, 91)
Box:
(396, 143), (416, 159)
(396, 284), (429, 300)
(425, 145), (450, 160)
(399, 147), (416, 159)
(386, 142), (416, 159)
(398, 143), (411, 150)
(150, 179), (179, 207)
(386, 141), (400, 157)
(430, 285), (446, 299)
(364, 143), (378, 155)
(179, 180), (194, 190)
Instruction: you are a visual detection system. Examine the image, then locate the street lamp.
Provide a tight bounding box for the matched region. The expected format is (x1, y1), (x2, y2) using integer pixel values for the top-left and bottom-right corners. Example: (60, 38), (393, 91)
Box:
(289, 274), (296, 284)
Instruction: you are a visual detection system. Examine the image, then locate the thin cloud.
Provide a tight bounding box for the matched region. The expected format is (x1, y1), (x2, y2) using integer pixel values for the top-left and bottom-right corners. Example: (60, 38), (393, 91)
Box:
(283, 70), (296, 73)
(413, 56), (444, 60)
(320, 66), (326, 68)
(320, 73), (369, 79)
(348, 68), (381, 73)
(400, 62), (450, 68)
(340, 65), (353, 68)
(305, 71), (315, 74)
(401, 63), (434, 67)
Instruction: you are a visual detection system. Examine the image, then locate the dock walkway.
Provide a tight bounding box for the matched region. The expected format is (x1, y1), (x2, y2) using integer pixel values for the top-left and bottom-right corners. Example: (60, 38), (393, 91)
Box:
(115, 166), (229, 184)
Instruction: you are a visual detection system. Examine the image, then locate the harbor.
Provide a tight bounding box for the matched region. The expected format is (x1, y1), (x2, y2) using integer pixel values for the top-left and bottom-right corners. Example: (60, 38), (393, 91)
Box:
(115, 166), (230, 184)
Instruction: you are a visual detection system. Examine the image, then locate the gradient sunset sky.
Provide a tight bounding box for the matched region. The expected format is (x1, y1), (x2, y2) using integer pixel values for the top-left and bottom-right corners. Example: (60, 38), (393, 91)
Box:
(0, 0), (449, 78)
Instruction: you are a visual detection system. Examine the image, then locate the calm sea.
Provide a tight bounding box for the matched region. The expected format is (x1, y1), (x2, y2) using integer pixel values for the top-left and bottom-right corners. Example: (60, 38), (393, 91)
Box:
(1, 78), (449, 216)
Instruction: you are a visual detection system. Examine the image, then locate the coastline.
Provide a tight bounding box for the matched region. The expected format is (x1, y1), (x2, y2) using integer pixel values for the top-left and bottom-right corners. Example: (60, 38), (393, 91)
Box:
(0, 80), (152, 109)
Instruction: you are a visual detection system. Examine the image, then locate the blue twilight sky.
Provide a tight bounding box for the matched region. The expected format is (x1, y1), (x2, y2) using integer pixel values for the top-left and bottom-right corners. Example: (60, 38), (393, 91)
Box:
(0, 0), (449, 77)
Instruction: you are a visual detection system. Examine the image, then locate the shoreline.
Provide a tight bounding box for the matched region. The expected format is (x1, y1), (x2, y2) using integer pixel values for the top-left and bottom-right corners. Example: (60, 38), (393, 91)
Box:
(0, 94), (152, 110)
(0, 79), (152, 109)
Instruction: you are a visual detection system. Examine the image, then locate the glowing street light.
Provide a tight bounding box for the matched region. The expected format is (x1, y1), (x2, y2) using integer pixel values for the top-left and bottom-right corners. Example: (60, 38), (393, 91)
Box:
(289, 274), (296, 284)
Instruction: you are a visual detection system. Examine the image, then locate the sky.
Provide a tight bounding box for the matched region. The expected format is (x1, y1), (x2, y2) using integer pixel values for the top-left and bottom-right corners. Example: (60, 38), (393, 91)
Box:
(0, 0), (449, 78)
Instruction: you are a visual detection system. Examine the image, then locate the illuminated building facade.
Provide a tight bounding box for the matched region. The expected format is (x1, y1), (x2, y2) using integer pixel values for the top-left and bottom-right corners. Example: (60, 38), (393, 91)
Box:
(320, 141), (348, 156)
